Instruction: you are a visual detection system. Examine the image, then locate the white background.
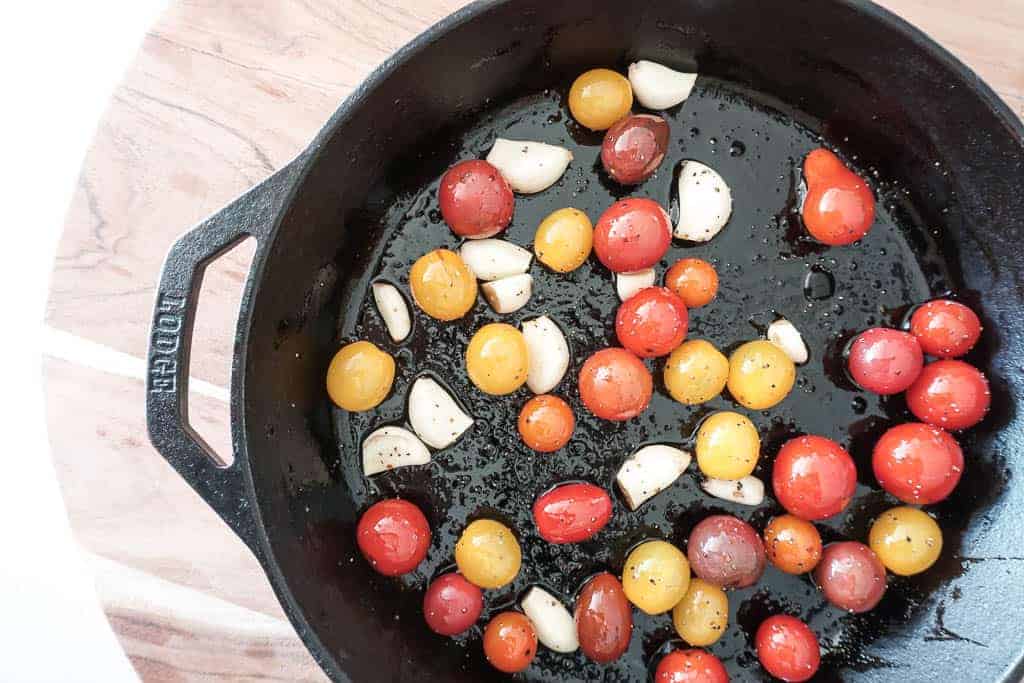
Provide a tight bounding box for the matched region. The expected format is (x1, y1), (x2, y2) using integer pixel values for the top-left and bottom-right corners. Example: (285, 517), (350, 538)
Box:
(0, 1), (166, 680)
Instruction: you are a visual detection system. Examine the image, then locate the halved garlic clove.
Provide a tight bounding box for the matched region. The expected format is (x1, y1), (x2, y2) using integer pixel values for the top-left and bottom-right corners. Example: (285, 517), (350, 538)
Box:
(521, 315), (570, 394)
(701, 476), (765, 506)
(616, 444), (692, 510)
(767, 318), (809, 364)
(486, 138), (573, 194)
(628, 60), (698, 110)
(616, 268), (657, 301)
(459, 239), (533, 281)
(362, 426), (431, 476)
(481, 273), (532, 314)
(371, 282), (411, 342)
(675, 161), (733, 242)
(520, 586), (578, 653)
(408, 376), (473, 449)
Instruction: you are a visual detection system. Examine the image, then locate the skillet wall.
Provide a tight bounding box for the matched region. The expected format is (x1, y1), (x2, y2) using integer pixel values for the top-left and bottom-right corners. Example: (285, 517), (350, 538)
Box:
(241, 1), (1024, 680)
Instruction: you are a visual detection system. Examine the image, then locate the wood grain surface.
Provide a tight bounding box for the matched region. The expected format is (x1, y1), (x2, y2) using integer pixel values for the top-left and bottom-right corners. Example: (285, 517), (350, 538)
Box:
(44, 1), (1024, 680)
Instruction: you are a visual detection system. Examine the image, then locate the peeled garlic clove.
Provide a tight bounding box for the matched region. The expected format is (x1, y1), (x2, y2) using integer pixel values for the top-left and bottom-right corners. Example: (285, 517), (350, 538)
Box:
(371, 282), (411, 342)
(767, 318), (809, 364)
(481, 273), (532, 314)
(408, 376), (473, 449)
(628, 60), (698, 110)
(521, 315), (569, 394)
(486, 138), (573, 194)
(459, 239), (533, 281)
(675, 161), (732, 242)
(520, 586), (578, 653)
(362, 426), (431, 476)
(616, 444), (692, 510)
(701, 476), (765, 506)
(616, 268), (657, 301)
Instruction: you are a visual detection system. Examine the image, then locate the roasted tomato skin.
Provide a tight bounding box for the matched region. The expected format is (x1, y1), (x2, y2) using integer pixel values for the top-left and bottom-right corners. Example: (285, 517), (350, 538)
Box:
(801, 148), (875, 246)
(574, 572), (633, 663)
(654, 649), (729, 683)
(601, 114), (670, 184)
(772, 435), (857, 521)
(755, 615), (821, 682)
(909, 300), (982, 358)
(578, 348), (653, 421)
(687, 515), (766, 589)
(593, 198), (673, 273)
(483, 611), (537, 673)
(615, 287), (689, 358)
(814, 542), (887, 613)
(356, 499), (431, 577)
(846, 328), (924, 395)
(905, 360), (991, 430)
(533, 483), (613, 544)
(872, 422), (963, 504)
(438, 159), (514, 239)
(422, 573), (483, 636)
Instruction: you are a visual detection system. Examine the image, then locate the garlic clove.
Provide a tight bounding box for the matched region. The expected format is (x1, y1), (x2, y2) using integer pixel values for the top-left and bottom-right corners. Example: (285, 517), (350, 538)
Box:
(520, 586), (578, 653)
(521, 316), (570, 394)
(362, 426), (431, 476)
(616, 268), (657, 301)
(459, 239), (533, 281)
(371, 282), (412, 342)
(408, 376), (473, 449)
(628, 60), (698, 110)
(481, 273), (532, 314)
(675, 161), (732, 242)
(767, 318), (809, 364)
(616, 444), (692, 510)
(701, 476), (765, 506)
(486, 138), (573, 194)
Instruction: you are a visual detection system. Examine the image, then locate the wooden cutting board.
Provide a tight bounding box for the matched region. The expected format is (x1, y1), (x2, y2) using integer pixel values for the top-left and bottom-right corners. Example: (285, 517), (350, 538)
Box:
(44, 1), (1023, 680)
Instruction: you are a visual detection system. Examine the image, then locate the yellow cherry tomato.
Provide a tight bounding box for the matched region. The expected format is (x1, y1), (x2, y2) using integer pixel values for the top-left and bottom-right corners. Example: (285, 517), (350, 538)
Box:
(466, 323), (529, 395)
(409, 249), (477, 321)
(568, 69), (633, 131)
(696, 411), (760, 479)
(868, 506), (942, 576)
(622, 540), (691, 615)
(325, 341), (395, 411)
(455, 519), (522, 589)
(672, 578), (729, 647)
(727, 340), (796, 410)
(664, 340), (729, 405)
(534, 208), (593, 273)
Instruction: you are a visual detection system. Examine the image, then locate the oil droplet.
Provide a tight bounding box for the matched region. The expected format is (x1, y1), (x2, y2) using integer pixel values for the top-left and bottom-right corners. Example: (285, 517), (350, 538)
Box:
(729, 141), (746, 157)
(803, 266), (836, 301)
(690, 127), (700, 138)
(851, 396), (867, 414)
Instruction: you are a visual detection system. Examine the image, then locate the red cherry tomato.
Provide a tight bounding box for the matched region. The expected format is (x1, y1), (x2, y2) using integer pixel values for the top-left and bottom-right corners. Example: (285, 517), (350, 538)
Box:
(755, 615), (821, 682)
(578, 348), (653, 421)
(801, 148), (875, 245)
(356, 499), (431, 576)
(687, 515), (766, 589)
(910, 300), (982, 358)
(872, 422), (964, 504)
(655, 649), (729, 683)
(439, 159), (514, 239)
(422, 573), (483, 636)
(593, 198), (672, 273)
(483, 611), (537, 673)
(574, 572), (633, 663)
(615, 287), (689, 358)
(846, 328), (924, 395)
(772, 435), (857, 521)
(533, 483), (613, 544)
(906, 360), (990, 430)
(518, 395), (575, 452)
(813, 542), (886, 613)
(601, 114), (670, 185)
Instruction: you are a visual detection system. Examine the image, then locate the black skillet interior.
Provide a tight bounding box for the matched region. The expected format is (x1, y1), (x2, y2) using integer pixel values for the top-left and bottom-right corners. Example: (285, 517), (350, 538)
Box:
(239, 1), (1024, 680)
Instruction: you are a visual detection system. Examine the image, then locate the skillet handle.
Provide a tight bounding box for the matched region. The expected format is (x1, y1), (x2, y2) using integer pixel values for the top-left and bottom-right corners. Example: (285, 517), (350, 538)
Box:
(145, 161), (301, 552)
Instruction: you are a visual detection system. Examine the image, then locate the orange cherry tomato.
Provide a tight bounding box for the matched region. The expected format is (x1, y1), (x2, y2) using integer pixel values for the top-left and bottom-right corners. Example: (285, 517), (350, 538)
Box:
(665, 258), (719, 308)
(518, 395), (575, 452)
(578, 348), (653, 421)
(802, 148), (875, 245)
(764, 515), (823, 575)
(615, 287), (689, 358)
(483, 611), (537, 673)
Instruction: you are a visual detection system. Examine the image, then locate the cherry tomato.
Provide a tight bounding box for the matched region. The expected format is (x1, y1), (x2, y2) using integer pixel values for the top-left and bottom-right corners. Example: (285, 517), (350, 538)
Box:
(356, 499), (431, 576)
(814, 542), (886, 613)
(409, 249), (478, 321)
(326, 341), (395, 412)
(622, 540), (691, 615)
(578, 348), (653, 421)
(906, 359), (990, 430)
(483, 611), (537, 673)
(422, 573), (483, 636)
(533, 483), (612, 544)
(846, 328), (923, 395)
(687, 515), (766, 589)
(727, 340), (796, 409)
(615, 287), (689, 358)
(764, 515), (823, 575)
(772, 435), (857, 521)
(801, 148), (875, 246)
(868, 506), (943, 576)
(665, 258), (719, 308)
(439, 159), (514, 239)
(569, 68), (633, 131)
(534, 207), (593, 273)
(466, 323), (529, 396)
(872, 422), (963, 504)
(601, 114), (670, 185)
(574, 572), (633, 663)
(909, 300), (982, 358)
(455, 519), (522, 589)
(518, 395), (575, 452)
(664, 340), (729, 405)
(593, 198), (672, 273)
(655, 649), (729, 683)
(672, 579), (729, 647)
(755, 615), (821, 682)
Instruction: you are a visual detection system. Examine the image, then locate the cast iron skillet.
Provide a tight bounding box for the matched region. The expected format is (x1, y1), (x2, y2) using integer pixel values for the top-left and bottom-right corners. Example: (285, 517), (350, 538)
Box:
(146, 1), (1024, 680)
